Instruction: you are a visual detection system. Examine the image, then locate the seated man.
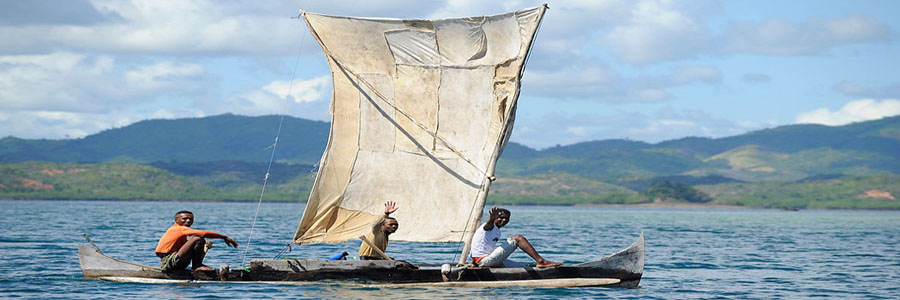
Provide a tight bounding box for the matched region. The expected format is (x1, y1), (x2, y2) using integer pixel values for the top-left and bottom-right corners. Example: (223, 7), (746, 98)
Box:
(358, 201), (399, 260)
(470, 206), (562, 268)
(155, 210), (238, 272)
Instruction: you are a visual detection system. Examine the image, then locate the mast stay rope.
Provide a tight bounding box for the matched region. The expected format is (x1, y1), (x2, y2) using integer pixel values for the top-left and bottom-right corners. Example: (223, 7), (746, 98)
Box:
(240, 13), (308, 267)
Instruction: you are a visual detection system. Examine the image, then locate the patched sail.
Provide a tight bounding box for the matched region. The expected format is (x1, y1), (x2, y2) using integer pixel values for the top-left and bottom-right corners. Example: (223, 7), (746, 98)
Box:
(294, 5), (547, 244)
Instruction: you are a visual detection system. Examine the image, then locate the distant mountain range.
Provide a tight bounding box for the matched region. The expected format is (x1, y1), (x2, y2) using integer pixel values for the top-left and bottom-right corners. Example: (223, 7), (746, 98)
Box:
(499, 115), (900, 181)
(1, 114), (329, 164)
(2, 114), (898, 208)
(2, 114), (899, 182)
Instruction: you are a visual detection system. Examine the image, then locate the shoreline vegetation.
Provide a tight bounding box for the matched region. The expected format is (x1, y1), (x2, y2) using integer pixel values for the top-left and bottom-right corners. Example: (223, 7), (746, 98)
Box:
(2, 198), (894, 211)
(1, 161), (897, 209)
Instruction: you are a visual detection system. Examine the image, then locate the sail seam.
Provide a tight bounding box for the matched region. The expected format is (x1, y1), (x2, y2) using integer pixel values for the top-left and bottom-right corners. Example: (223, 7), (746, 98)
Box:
(303, 15), (486, 176)
(295, 6), (546, 249)
(346, 62), (485, 175)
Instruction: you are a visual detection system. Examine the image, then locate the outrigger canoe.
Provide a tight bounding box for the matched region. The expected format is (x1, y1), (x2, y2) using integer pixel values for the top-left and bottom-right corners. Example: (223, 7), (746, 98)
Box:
(80, 4), (647, 288)
(78, 233), (643, 287)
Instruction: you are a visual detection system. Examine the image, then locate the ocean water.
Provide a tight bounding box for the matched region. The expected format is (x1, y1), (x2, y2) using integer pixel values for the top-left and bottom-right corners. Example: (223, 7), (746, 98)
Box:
(1, 200), (898, 299)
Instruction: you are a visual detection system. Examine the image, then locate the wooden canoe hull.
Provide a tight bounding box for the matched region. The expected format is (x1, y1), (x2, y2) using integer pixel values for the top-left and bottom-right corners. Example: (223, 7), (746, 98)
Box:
(77, 243), (201, 280)
(78, 233), (644, 287)
(448, 233), (644, 287)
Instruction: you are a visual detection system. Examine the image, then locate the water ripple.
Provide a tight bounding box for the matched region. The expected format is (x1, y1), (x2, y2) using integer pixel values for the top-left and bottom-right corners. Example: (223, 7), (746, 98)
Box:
(2, 201), (899, 299)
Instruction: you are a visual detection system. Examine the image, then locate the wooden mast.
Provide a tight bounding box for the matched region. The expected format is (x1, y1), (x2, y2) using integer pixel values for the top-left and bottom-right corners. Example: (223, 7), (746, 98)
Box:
(457, 4), (549, 265)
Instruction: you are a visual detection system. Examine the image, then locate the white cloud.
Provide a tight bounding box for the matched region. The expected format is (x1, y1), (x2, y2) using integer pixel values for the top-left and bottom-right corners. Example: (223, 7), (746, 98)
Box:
(0, 52), (207, 113)
(210, 76), (332, 119)
(593, 3), (892, 63)
(833, 80), (900, 98)
(0, 110), (137, 139)
(565, 126), (588, 136)
(742, 73), (771, 83)
(124, 61), (204, 90)
(0, 1), (454, 56)
(0, 103), (214, 139)
(721, 14), (892, 56)
(0, 0), (123, 26)
(525, 62), (620, 99)
(149, 108), (178, 120)
(0, 51), (215, 139)
(628, 89), (669, 102)
(1, 1), (897, 147)
(603, 0), (708, 64)
(666, 65), (721, 85)
(628, 119), (698, 139)
(525, 63), (720, 102)
(262, 76), (330, 103)
(0, 52), (109, 112)
(795, 99), (900, 126)
(1, 1), (300, 56)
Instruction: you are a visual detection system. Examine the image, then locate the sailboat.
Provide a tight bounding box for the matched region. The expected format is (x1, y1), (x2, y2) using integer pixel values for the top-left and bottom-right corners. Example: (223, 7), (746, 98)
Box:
(78, 4), (644, 288)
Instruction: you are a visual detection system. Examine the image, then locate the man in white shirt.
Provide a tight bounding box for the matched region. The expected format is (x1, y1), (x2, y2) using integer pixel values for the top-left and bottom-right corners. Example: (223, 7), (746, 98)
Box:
(469, 206), (562, 268)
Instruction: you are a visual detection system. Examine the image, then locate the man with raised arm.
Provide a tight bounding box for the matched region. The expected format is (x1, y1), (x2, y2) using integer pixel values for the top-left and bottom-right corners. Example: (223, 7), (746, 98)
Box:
(470, 206), (562, 268)
(358, 201), (399, 260)
(155, 210), (238, 272)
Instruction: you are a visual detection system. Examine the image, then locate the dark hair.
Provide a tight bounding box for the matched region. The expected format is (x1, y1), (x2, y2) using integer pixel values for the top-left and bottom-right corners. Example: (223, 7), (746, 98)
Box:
(175, 210), (193, 216)
(498, 208), (511, 216)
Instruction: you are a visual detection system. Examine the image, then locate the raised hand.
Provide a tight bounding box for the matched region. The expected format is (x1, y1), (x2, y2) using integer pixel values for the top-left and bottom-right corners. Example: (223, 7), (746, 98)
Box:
(384, 201), (399, 215)
(489, 206), (500, 220)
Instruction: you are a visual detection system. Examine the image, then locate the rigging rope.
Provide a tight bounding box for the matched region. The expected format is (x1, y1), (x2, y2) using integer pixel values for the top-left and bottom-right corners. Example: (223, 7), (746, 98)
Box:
(274, 243), (293, 259)
(240, 13), (308, 267)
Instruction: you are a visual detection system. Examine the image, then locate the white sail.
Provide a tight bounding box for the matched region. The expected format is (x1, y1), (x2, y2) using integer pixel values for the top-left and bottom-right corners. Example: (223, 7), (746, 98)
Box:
(294, 5), (547, 245)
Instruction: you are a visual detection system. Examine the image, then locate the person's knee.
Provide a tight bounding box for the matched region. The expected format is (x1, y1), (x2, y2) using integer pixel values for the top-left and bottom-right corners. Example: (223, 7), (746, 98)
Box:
(511, 234), (526, 241)
(188, 236), (206, 247)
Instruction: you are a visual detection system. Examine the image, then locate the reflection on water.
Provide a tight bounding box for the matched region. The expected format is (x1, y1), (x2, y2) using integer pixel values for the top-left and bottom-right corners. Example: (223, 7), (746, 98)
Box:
(1, 200), (899, 299)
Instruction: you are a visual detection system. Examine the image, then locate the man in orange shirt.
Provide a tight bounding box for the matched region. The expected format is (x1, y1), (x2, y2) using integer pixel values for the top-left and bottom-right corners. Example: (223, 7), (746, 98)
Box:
(155, 210), (238, 271)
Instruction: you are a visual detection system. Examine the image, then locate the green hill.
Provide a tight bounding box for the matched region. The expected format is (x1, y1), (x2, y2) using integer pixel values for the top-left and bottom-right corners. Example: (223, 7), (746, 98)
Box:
(2, 114), (898, 180)
(0, 161), (218, 200)
(501, 116), (900, 181)
(0, 161), (311, 201)
(698, 174), (900, 209)
(657, 116), (900, 156)
(1, 114), (899, 208)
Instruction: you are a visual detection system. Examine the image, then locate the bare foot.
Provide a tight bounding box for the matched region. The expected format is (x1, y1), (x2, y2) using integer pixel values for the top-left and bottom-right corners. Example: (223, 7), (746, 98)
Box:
(192, 265), (215, 272)
(535, 260), (562, 268)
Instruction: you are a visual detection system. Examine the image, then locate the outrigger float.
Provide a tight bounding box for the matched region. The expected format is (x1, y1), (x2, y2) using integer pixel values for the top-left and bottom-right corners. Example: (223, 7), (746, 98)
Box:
(79, 4), (645, 288)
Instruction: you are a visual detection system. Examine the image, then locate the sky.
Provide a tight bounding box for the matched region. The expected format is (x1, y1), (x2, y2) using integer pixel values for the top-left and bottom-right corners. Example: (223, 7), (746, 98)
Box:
(1, 0), (899, 149)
